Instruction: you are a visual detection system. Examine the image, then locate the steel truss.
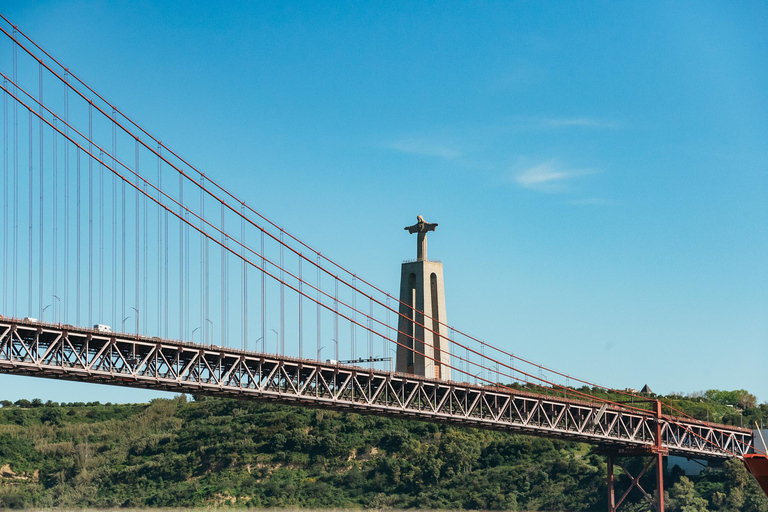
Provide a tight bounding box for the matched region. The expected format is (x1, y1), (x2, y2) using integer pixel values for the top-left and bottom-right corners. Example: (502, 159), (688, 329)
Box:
(606, 450), (665, 511)
(0, 318), (752, 459)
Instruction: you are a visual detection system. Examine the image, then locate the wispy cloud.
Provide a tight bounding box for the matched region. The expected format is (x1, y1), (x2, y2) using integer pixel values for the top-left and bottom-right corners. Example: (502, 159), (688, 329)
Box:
(539, 117), (620, 129)
(387, 139), (462, 160)
(510, 116), (621, 130)
(503, 116), (621, 131)
(514, 161), (597, 193)
(568, 197), (618, 206)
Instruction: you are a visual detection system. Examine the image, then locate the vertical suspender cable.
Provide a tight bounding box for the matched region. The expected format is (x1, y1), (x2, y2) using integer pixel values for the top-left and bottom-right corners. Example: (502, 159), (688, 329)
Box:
(203, 177), (209, 344)
(185, 210), (190, 340)
(28, 110), (33, 317)
(369, 299), (373, 366)
(143, 171), (147, 333)
(51, 117), (61, 318)
(112, 111), (117, 327)
(481, 344), (485, 382)
(261, 229), (265, 352)
(451, 329), (457, 374)
(180, 173), (185, 341)
(52, 119), (57, 318)
(38, 63), (43, 316)
(88, 104), (93, 325)
(467, 338), (474, 378)
(279, 231), (284, 355)
(241, 204), (246, 350)
(298, 254), (302, 358)
(221, 203), (226, 345)
(12, 30), (18, 317)
(157, 144), (163, 336)
(3, 78), (7, 312)
(63, 71), (69, 321)
(334, 279), (339, 360)
(316, 254), (321, 360)
(164, 185), (168, 338)
(121, 154), (126, 327)
(184, 193), (190, 341)
(158, 144), (162, 336)
(200, 176), (205, 343)
(99, 151), (104, 322)
(385, 297), (390, 371)
(135, 139), (140, 332)
(351, 276), (356, 360)
(76, 147), (81, 324)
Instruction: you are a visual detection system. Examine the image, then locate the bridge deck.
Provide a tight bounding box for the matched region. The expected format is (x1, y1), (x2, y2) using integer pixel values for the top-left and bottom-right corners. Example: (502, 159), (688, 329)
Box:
(0, 317), (752, 460)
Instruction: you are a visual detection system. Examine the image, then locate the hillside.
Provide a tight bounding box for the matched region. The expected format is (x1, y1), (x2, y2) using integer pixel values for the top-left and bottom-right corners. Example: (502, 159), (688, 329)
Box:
(0, 389), (766, 511)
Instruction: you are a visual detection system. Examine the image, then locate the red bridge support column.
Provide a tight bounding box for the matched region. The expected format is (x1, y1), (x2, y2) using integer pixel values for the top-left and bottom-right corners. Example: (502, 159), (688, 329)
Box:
(604, 453), (664, 511)
(607, 452), (616, 512)
(605, 402), (668, 512)
(656, 450), (665, 512)
(654, 400), (666, 512)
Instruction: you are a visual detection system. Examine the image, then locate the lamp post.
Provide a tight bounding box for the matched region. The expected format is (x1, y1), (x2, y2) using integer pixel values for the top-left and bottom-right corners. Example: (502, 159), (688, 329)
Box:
(191, 326), (201, 343)
(254, 337), (263, 353)
(122, 316), (132, 331)
(318, 345), (326, 361)
(41, 304), (51, 322)
(332, 338), (339, 361)
(271, 329), (278, 354)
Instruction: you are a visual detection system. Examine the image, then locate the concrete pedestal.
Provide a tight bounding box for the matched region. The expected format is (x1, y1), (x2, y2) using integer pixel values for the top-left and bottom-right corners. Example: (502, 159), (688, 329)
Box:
(395, 260), (451, 380)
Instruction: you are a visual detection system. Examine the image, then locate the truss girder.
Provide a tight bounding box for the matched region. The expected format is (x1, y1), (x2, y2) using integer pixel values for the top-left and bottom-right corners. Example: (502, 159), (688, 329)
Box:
(0, 320), (751, 459)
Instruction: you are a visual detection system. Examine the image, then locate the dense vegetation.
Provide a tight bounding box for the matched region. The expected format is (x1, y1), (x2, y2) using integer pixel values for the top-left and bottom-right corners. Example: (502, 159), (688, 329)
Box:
(0, 388), (765, 511)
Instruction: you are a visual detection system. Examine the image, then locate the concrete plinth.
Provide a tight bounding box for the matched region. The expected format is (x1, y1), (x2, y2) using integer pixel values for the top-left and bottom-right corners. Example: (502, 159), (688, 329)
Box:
(395, 259), (451, 380)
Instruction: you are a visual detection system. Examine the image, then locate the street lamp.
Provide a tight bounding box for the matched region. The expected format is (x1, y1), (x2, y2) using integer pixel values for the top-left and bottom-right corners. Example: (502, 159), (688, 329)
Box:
(318, 345), (326, 360)
(41, 304), (51, 322)
(122, 316), (132, 331)
(390, 348), (397, 373)
(191, 326), (201, 343)
(332, 338), (339, 361)
(254, 337), (264, 353)
(271, 329), (278, 354)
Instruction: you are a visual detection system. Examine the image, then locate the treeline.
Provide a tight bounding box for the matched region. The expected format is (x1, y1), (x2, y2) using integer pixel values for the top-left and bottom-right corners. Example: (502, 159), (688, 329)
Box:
(0, 390), (765, 511)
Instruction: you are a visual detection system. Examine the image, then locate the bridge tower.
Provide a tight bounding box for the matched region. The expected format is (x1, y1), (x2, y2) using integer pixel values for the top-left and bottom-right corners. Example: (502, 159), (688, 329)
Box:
(395, 216), (451, 380)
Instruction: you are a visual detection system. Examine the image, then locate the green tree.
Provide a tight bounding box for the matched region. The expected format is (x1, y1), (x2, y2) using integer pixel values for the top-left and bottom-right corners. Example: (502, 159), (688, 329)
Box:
(667, 477), (708, 512)
(441, 430), (481, 476)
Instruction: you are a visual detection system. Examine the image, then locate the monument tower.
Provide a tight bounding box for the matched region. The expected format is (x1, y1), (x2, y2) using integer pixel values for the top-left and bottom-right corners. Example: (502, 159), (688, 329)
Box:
(396, 216), (451, 380)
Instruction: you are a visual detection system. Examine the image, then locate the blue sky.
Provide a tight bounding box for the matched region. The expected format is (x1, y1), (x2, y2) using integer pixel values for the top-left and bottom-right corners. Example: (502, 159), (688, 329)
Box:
(2, 1), (767, 403)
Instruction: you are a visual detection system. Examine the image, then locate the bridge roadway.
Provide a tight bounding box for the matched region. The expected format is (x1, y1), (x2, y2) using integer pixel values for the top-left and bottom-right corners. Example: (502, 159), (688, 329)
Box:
(0, 317), (752, 460)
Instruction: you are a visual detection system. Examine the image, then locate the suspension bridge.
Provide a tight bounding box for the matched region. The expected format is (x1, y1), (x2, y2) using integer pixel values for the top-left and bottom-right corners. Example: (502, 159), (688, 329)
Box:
(0, 15), (763, 512)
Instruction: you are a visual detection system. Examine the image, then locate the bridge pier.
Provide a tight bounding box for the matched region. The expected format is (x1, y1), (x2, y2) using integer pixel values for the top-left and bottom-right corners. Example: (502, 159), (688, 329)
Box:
(654, 399), (666, 512)
(656, 449), (665, 512)
(606, 402), (667, 511)
(606, 451), (665, 511)
(607, 453), (615, 511)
